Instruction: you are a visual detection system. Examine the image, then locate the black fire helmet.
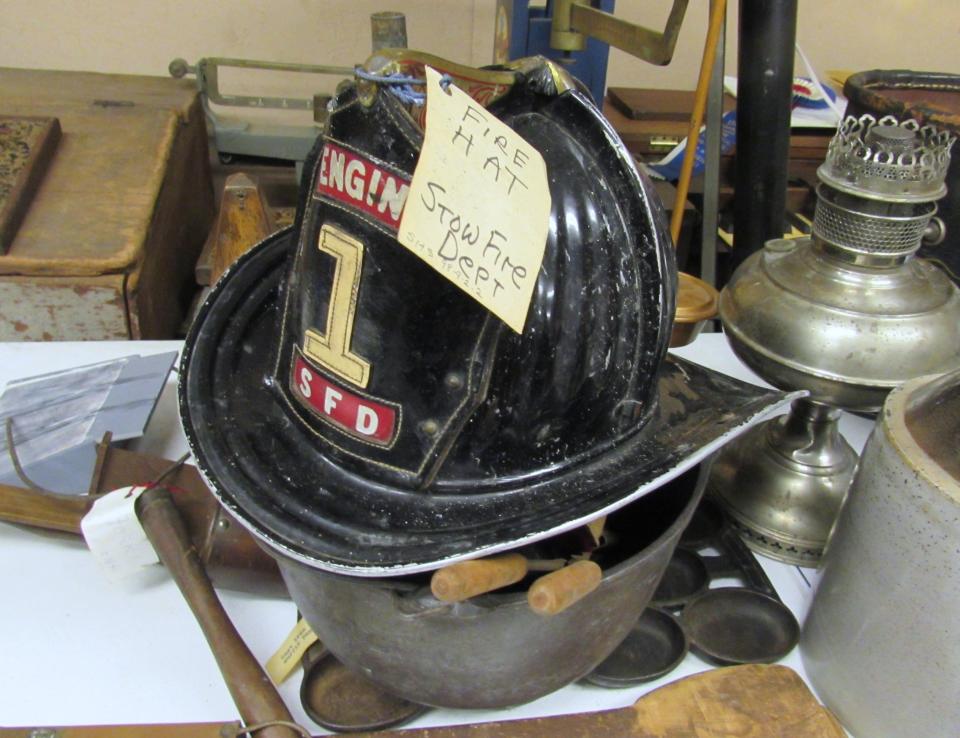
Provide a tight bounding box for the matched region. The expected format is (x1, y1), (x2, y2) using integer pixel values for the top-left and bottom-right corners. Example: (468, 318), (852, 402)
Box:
(180, 53), (793, 575)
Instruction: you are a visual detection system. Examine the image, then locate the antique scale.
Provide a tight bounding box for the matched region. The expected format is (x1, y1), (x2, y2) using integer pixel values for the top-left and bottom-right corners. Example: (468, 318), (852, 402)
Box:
(709, 113), (960, 564)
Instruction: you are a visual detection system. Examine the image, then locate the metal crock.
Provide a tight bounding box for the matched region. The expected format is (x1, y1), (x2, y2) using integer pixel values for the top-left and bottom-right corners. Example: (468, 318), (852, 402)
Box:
(801, 369), (960, 738)
(278, 464), (707, 709)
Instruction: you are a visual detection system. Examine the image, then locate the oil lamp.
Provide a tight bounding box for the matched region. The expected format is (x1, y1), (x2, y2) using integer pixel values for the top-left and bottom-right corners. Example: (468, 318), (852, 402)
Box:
(709, 114), (960, 565)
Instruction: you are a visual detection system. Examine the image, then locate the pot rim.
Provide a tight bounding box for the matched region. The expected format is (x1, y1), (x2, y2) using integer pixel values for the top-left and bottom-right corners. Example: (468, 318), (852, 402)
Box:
(277, 463), (710, 617)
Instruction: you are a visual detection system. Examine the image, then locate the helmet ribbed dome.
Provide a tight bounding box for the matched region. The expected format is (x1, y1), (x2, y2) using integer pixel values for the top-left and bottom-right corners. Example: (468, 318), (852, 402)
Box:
(180, 56), (762, 575)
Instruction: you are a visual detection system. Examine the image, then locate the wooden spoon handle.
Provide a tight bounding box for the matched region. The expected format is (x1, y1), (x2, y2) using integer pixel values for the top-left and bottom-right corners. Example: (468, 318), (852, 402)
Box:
(431, 553), (528, 602)
(136, 487), (299, 738)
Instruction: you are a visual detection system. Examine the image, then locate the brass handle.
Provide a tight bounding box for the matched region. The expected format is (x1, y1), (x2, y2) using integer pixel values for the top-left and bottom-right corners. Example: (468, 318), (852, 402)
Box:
(551, 0), (690, 66)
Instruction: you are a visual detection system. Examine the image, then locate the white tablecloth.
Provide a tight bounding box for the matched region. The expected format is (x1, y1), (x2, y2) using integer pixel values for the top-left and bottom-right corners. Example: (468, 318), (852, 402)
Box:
(0, 334), (872, 733)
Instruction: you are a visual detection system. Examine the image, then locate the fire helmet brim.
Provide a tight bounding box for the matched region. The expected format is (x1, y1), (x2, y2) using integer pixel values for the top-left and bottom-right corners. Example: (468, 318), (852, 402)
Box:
(180, 228), (798, 575)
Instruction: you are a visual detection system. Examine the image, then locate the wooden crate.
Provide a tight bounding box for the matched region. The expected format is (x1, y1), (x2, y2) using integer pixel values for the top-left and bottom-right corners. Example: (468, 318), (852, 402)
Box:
(0, 68), (214, 340)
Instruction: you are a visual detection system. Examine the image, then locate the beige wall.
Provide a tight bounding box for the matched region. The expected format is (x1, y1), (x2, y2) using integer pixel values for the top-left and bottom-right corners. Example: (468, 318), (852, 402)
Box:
(0, 1), (494, 95)
(2, 1), (957, 98)
(607, 1), (960, 91)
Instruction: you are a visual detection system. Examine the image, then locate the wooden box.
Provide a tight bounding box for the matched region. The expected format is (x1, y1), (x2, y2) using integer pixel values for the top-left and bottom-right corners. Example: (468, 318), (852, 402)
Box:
(0, 68), (214, 340)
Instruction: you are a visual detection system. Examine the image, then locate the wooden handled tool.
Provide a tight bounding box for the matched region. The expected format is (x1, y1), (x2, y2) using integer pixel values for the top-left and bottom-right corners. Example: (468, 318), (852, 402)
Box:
(1, 664), (846, 738)
(527, 559), (602, 616)
(430, 516), (609, 611)
(0, 446), (285, 597)
(428, 554), (596, 614)
(527, 514), (606, 616)
(669, 0), (728, 246)
(430, 553), (528, 602)
(0, 725), (236, 738)
(135, 486), (301, 738)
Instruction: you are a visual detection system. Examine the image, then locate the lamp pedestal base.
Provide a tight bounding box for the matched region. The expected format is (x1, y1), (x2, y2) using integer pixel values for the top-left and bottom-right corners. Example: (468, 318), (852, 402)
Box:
(707, 399), (857, 566)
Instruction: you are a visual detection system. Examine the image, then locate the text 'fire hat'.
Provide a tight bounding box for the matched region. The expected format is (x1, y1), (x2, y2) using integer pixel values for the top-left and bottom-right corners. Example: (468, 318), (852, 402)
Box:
(180, 52), (794, 575)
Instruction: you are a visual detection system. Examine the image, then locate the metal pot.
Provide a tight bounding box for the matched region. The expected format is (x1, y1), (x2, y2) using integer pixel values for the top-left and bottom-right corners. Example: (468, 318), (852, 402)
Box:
(277, 464), (707, 709)
(801, 368), (960, 737)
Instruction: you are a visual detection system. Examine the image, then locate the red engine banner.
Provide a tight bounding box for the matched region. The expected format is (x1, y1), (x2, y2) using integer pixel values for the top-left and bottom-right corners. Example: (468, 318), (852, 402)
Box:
(315, 142), (410, 231)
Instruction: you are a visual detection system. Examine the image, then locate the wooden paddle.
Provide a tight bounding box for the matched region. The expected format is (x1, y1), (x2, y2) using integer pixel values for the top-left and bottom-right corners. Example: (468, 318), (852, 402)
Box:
(355, 664), (846, 738)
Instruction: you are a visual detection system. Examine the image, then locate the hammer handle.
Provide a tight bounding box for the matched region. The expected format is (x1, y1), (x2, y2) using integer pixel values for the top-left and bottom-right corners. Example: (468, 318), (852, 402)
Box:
(136, 487), (298, 738)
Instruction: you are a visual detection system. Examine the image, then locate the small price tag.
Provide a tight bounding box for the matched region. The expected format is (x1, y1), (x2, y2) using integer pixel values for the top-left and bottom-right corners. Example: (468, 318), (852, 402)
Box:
(80, 485), (158, 582)
(399, 66), (551, 334)
(266, 618), (319, 685)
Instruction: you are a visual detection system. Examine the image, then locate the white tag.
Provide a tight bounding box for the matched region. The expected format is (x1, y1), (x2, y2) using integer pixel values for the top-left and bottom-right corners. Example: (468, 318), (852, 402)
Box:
(80, 485), (159, 582)
(399, 66), (552, 334)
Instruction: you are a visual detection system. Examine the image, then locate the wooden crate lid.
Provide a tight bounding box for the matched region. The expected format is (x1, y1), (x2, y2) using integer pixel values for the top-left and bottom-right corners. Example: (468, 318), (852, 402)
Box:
(0, 68), (200, 277)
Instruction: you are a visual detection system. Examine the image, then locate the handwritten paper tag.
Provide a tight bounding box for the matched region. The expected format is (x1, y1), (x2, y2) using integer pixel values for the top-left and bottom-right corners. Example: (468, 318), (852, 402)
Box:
(80, 485), (158, 582)
(266, 617), (319, 685)
(399, 66), (551, 334)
